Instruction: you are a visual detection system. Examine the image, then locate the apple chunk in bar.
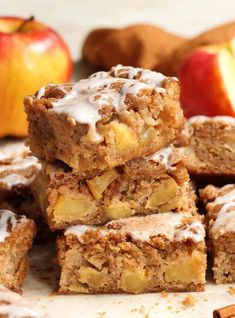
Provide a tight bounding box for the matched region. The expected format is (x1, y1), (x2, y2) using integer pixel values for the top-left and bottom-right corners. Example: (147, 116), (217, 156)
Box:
(25, 65), (184, 174)
(175, 116), (235, 178)
(56, 213), (206, 294)
(33, 146), (196, 230)
(200, 184), (235, 284)
(0, 209), (36, 293)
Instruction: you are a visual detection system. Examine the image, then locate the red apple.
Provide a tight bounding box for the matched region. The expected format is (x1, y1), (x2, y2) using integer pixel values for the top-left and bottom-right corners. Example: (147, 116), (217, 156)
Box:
(179, 40), (235, 118)
(0, 16), (73, 137)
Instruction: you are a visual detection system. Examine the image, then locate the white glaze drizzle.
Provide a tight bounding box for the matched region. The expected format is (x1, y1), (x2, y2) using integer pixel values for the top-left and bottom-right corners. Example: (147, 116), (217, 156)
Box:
(209, 185), (235, 239)
(0, 210), (26, 242)
(188, 115), (235, 125)
(111, 65), (167, 88)
(0, 285), (43, 318)
(65, 213), (205, 244)
(146, 145), (178, 170)
(0, 156), (40, 173)
(0, 151), (40, 189)
(0, 141), (27, 161)
(39, 65), (171, 143)
(65, 224), (97, 238)
(0, 174), (36, 189)
(36, 83), (56, 99)
(213, 185), (235, 205)
(49, 78), (151, 142)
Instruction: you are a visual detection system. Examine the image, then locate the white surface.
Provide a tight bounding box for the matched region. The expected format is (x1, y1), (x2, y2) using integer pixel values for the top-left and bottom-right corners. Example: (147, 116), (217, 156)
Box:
(1, 1), (235, 317)
(24, 244), (235, 318)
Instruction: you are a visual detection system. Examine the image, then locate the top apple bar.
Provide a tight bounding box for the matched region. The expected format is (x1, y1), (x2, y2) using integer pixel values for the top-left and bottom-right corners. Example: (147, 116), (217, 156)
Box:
(25, 65), (184, 173)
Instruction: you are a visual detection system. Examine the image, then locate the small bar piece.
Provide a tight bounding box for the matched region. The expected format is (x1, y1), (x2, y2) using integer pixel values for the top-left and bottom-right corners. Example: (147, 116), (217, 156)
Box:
(175, 116), (235, 178)
(0, 209), (36, 293)
(25, 65), (184, 175)
(56, 212), (206, 294)
(200, 184), (235, 283)
(33, 146), (196, 230)
(0, 151), (41, 219)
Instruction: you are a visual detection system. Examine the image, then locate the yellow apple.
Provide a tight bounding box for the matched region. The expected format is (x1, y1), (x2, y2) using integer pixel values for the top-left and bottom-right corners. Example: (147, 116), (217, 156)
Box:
(0, 16), (73, 137)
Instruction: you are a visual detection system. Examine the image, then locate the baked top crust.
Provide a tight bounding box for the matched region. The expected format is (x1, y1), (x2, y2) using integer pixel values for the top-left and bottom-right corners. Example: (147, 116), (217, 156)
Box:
(177, 115), (235, 146)
(65, 212), (205, 245)
(26, 65), (180, 143)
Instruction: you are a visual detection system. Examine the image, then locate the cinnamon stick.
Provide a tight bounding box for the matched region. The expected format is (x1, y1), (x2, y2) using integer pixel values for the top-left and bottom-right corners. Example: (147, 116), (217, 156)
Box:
(213, 304), (235, 318)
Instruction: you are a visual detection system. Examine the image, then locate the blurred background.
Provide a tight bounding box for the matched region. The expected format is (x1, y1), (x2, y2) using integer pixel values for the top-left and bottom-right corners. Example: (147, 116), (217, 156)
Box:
(2, 0), (235, 61)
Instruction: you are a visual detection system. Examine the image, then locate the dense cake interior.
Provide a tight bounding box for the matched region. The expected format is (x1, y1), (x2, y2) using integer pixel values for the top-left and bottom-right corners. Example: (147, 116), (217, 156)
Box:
(57, 213), (206, 294)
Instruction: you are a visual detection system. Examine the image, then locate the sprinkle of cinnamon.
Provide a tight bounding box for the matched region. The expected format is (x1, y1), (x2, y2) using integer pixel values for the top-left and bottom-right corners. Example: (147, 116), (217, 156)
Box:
(180, 295), (197, 308)
(160, 290), (169, 298)
(97, 311), (106, 318)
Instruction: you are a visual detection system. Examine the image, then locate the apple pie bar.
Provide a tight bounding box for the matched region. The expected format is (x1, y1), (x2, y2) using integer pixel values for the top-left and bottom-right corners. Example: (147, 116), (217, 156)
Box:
(25, 65), (184, 175)
(56, 212), (206, 294)
(200, 184), (235, 284)
(0, 150), (41, 220)
(175, 116), (235, 178)
(0, 209), (36, 293)
(33, 146), (196, 230)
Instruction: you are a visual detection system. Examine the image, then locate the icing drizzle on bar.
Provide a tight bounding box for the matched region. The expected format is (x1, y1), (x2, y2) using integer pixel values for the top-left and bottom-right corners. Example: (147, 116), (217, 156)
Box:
(65, 213), (205, 244)
(209, 184), (235, 239)
(0, 156), (40, 173)
(188, 115), (235, 125)
(0, 140), (26, 161)
(111, 65), (167, 87)
(146, 145), (182, 170)
(0, 155), (41, 189)
(37, 65), (170, 142)
(0, 210), (26, 242)
(0, 285), (43, 317)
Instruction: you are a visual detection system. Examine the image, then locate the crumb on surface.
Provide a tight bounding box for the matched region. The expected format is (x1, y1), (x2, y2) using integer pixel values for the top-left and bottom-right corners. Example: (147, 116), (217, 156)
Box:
(97, 311), (106, 318)
(180, 295), (197, 308)
(161, 291), (169, 298)
(130, 308), (138, 313)
(130, 306), (150, 318)
(116, 300), (123, 304)
(228, 287), (235, 296)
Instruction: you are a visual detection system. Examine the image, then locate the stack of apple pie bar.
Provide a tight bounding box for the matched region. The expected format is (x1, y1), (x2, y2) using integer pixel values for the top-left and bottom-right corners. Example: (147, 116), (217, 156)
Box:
(25, 65), (207, 294)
